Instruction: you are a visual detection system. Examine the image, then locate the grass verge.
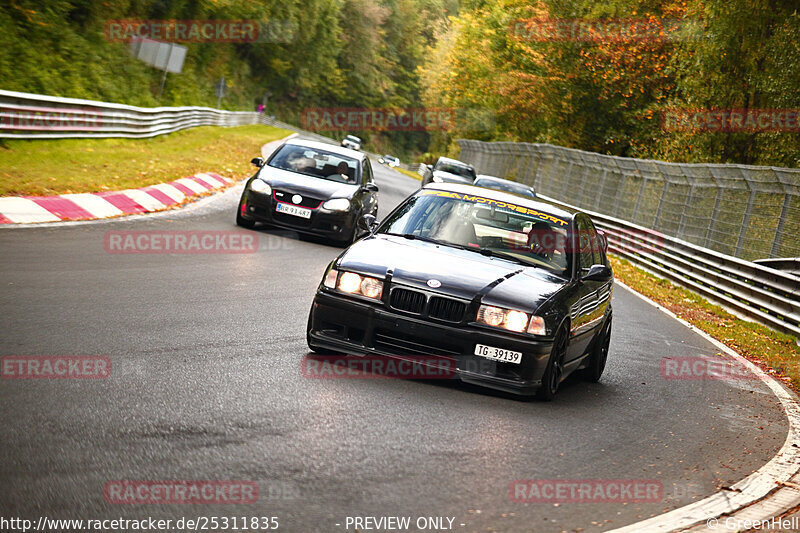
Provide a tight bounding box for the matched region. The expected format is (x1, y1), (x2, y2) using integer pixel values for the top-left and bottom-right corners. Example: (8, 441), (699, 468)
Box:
(393, 166), (423, 181)
(0, 125), (290, 196)
(610, 255), (800, 391)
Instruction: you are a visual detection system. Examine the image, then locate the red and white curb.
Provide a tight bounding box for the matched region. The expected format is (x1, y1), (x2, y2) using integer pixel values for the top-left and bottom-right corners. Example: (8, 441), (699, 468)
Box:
(0, 173), (233, 224)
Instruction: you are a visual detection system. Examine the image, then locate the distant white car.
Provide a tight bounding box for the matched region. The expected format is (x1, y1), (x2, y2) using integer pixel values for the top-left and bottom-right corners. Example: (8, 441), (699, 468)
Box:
(378, 154), (400, 167)
(341, 135), (362, 151)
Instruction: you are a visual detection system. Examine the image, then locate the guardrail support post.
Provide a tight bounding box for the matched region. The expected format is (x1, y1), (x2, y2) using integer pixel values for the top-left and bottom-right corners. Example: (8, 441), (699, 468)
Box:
(735, 188), (757, 259)
(770, 193), (792, 258)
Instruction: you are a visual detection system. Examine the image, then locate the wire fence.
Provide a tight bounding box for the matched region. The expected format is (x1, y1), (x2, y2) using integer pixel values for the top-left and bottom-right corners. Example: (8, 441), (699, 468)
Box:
(458, 140), (800, 261)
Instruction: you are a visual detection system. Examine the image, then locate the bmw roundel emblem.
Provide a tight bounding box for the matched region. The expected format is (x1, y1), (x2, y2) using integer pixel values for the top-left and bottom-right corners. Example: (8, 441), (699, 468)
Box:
(427, 279), (442, 288)
(292, 194), (303, 204)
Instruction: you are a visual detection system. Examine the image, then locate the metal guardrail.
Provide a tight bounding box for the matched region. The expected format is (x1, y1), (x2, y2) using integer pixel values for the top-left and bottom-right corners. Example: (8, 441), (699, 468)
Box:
(458, 139), (800, 262)
(754, 258), (800, 277)
(0, 89), (259, 139)
(539, 193), (800, 339)
(456, 140), (800, 340)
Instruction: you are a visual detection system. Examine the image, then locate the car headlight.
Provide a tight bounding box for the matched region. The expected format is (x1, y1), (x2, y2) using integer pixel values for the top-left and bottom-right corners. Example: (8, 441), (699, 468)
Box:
(250, 179), (271, 194)
(432, 175), (443, 183)
(476, 305), (539, 334)
(322, 198), (351, 211)
(325, 270), (383, 300)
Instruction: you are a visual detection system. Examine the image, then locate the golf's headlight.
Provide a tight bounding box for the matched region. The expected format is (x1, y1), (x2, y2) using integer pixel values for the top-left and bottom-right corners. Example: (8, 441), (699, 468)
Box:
(250, 179), (271, 194)
(432, 175), (443, 183)
(477, 305), (531, 333)
(323, 198), (351, 211)
(329, 270), (383, 300)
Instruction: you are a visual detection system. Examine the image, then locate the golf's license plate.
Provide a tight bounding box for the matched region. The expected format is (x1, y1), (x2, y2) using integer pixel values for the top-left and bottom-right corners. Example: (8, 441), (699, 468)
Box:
(474, 344), (522, 364)
(276, 203), (312, 219)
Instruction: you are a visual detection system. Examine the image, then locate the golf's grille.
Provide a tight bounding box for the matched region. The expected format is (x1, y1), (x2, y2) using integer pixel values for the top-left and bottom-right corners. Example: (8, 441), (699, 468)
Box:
(389, 288), (426, 314)
(428, 296), (467, 323)
(273, 190), (323, 209)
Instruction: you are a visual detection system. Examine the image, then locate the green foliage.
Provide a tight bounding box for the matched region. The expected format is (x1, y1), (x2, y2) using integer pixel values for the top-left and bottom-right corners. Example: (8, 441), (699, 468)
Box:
(419, 0), (800, 167)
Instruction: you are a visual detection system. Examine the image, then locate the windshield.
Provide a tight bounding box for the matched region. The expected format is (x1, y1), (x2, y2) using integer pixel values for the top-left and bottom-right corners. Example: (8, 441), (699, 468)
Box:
(268, 144), (360, 184)
(475, 179), (535, 198)
(378, 190), (572, 276)
(434, 161), (476, 180)
(345, 135), (361, 142)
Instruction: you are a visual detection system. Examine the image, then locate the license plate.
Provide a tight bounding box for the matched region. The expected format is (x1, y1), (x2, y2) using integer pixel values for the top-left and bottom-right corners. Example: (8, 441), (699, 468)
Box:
(474, 344), (522, 364)
(276, 202), (312, 219)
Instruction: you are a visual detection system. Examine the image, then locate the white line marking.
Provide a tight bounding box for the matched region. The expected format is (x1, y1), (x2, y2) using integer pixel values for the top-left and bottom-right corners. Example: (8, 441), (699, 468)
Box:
(608, 281), (800, 533)
(60, 193), (123, 218)
(0, 197), (62, 223)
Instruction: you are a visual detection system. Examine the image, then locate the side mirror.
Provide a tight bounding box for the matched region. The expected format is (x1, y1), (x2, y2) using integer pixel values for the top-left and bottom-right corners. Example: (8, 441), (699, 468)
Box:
(363, 182), (379, 192)
(251, 157), (264, 168)
(581, 264), (612, 282)
(358, 214), (379, 233)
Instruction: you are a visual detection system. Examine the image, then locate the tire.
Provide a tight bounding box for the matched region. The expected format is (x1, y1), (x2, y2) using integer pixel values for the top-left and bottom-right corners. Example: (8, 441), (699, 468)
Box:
(581, 316), (612, 383)
(537, 327), (568, 401)
(236, 199), (256, 229)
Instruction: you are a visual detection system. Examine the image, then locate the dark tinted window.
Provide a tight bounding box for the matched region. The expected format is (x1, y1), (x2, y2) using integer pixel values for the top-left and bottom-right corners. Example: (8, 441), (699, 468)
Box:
(587, 219), (606, 266)
(575, 216), (594, 272)
(363, 159), (373, 184)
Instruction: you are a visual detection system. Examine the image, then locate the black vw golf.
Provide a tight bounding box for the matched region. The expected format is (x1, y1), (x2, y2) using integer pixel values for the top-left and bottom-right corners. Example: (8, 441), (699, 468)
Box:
(307, 183), (614, 400)
(237, 139), (379, 245)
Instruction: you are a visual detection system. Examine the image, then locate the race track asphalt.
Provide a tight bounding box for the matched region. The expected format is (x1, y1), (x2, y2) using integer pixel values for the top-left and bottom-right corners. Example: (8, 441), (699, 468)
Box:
(0, 141), (789, 532)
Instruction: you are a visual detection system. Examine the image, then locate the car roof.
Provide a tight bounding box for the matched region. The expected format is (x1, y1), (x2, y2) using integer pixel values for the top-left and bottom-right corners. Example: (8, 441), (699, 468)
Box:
(422, 182), (576, 220)
(436, 156), (473, 168)
(285, 138), (364, 159)
(475, 175), (533, 189)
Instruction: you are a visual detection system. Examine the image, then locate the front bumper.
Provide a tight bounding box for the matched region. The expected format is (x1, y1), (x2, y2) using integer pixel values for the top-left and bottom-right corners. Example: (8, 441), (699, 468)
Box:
(308, 290), (555, 396)
(240, 190), (356, 240)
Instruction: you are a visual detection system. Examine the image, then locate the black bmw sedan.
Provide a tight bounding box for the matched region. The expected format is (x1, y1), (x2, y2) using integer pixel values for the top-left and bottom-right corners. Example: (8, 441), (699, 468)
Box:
(307, 183), (613, 400)
(237, 139), (379, 245)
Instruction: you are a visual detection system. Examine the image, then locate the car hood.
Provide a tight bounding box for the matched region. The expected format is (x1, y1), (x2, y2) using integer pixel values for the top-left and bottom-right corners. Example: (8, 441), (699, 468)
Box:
(432, 170), (474, 184)
(258, 165), (358, 199)
(336, 234), (567, 313)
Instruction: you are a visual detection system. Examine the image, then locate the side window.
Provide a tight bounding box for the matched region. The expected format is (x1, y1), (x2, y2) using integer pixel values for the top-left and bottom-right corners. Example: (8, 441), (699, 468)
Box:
(362, 159), (374, 185)
(575, 217), (594, 272)
(587, 220), (605, 266)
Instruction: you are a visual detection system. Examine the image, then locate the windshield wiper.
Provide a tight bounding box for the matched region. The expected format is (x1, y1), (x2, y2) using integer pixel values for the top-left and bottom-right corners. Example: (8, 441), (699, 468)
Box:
(384, 232), (446, 246)
(471, 247), (536, 267)
(385, 233), (474, 251)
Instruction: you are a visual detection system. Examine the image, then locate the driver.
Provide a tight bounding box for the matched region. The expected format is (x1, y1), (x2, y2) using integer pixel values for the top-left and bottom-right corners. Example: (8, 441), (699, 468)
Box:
(337, 161), (355, 183)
